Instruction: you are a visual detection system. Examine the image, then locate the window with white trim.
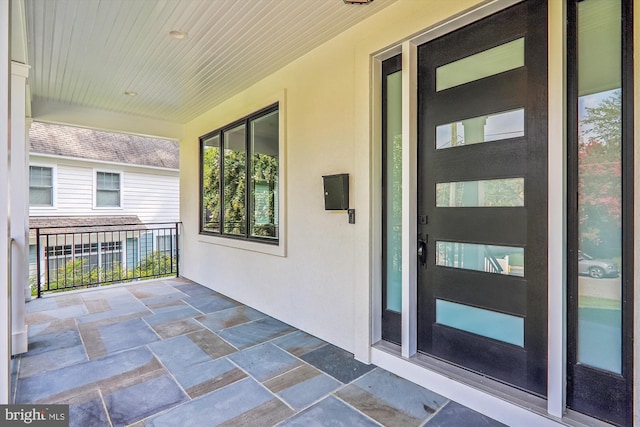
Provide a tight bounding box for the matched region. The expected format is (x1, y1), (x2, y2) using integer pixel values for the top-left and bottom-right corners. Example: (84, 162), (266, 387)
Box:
(29, 166), (53, 206)
(96, 171), (121, 207)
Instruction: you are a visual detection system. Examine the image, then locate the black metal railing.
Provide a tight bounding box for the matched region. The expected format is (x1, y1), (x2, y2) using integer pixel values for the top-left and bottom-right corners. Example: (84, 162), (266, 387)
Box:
(30, 222), (180, 297)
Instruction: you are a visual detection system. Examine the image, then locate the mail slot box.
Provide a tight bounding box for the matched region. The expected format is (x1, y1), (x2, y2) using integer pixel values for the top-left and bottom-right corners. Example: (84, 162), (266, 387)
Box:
(322, 173), (349, 210)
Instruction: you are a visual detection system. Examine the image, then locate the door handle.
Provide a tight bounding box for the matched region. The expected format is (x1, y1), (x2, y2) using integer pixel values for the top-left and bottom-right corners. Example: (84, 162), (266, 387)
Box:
(418, 240), (427, 267)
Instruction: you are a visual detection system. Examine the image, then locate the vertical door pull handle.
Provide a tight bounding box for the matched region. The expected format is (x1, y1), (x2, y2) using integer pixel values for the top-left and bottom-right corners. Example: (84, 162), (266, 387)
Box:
(418, 240), (427, 266)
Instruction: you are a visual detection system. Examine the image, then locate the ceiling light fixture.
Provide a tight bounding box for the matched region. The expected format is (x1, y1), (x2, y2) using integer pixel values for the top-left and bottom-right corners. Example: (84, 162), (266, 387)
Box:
(169, 30), (188, 40)
(124, 91), (137, 97)
(343, 0), (374, 4)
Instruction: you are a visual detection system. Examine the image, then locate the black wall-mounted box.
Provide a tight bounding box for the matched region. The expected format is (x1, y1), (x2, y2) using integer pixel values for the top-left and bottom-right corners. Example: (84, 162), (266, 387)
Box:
(322, 173), (349, 210)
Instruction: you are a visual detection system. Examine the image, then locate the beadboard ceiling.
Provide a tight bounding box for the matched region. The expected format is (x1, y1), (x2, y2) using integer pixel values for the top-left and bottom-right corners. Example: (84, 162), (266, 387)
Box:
(17, 0), (397, 137)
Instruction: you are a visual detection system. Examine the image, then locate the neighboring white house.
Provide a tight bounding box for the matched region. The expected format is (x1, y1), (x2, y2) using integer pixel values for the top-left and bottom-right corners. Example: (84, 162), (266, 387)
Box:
(28, 121), (180, 289)
(29, 121), (179, 223)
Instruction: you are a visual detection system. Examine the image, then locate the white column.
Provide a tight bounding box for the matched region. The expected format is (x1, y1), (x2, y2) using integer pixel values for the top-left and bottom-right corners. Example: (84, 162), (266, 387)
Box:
(10, 61), (29, 355)
(0, 0), (11, 405)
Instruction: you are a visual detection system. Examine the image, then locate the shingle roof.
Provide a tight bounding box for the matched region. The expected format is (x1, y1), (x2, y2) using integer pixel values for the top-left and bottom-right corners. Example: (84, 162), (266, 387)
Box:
(29, 215), (146, 236)
(29, 122), (179, 169)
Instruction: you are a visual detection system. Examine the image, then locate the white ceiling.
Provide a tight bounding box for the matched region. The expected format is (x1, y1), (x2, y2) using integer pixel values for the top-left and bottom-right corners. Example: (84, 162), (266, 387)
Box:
(16, 0), (397, 138)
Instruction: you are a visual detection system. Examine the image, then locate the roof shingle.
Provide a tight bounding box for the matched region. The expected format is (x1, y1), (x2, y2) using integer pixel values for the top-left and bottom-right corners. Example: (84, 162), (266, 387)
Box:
(29, 122), (179, 169)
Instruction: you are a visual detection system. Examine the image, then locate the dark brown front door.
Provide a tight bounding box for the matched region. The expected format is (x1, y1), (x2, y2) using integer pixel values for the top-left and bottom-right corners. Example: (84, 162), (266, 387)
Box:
(416, 0), (548, 396)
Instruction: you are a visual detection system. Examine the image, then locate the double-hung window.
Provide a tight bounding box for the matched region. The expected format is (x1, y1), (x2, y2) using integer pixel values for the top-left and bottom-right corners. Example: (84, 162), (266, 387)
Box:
(29, 166), (53, 206)
(200, 104), (279, 243)
(96, 171), (121, 207)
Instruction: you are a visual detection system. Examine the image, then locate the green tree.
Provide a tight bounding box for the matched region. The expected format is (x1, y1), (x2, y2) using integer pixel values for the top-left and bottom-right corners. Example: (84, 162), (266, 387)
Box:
(578, 90), (621, 258)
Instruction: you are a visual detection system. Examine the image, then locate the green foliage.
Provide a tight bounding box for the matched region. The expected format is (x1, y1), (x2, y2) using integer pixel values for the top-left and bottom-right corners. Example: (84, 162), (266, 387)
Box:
(223, 150), (247, 234)
(578, 90), (622, 258)
(134, 251), (175, 278)
(202, 147), (278, 237)
(37, 251), (176, 294)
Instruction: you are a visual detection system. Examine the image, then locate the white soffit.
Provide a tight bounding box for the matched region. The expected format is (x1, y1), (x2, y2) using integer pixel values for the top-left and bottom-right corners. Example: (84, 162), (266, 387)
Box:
(22, 0), (397, 134)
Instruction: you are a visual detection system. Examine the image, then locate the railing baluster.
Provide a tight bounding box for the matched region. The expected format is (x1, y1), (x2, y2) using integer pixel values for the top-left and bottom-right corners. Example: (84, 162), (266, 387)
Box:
(36, 228), (41, 298)
(31, 222), (180, 297)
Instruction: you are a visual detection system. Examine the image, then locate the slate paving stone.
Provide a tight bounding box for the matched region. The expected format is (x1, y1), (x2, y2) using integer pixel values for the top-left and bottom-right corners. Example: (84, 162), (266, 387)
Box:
(279, 396), (380, 427)
(170, 357), (246, 399)
(229, 342), (303, 382)
(19, 345), (88, 378)
(183, 293), (239, 314)
(337, 384), (425, 427)
(27, 304), (88, 323)
(150, 318), (203, 339)
(272, 367), (342, 410)
(272, 331), (327, 357)
(148, 334), (211, 373)
(350, 368), (448, 418)
(104, 374), (188, 427)
(218, 316), (295, 349)
(99, 318), (159, 354)
(300, 344), (375, 384)
(186, 329), (236, 360)
(136, 292), (186, 308)
(425, 401), (507, 426)
(69, 395), (111, 427)
(75, 305), (150, 325)
(27, 329), (83, 356)
(27, 318), (77, 337)
(173, 282), (216, 297)
(16, 347), (161, 403)
(144, 304), (200, 326)
(196, 305), (266, 332)
(25, 297), (60, 313)
(146, 378), (275, 427)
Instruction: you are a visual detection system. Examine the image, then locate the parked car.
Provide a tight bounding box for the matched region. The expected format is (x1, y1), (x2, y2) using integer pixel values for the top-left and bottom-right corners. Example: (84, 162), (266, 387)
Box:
(578, 250), (619, 278)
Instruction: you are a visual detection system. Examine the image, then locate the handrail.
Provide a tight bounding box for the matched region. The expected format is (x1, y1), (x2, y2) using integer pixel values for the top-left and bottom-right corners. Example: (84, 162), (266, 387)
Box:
(33, 221), (183, 231)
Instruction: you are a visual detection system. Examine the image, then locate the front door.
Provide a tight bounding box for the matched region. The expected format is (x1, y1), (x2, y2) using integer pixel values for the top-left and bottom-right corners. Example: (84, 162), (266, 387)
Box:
(417, 0), (548, 396)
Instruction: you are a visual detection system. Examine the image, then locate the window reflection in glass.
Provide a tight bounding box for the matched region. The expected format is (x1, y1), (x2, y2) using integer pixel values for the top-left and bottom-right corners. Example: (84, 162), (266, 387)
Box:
(223, 125), (247, 235)
(436, 241), (524, 277)
(202, 135), (221, 233)
(436, 109), (524, 149)
(576, 0), (622, 374)
(250, 111), (279, 239)
(436, 178), (524, 207)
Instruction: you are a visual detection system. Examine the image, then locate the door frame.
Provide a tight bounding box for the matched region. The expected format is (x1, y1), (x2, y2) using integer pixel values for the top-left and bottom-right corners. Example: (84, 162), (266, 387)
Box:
(370, 0), (572, 422)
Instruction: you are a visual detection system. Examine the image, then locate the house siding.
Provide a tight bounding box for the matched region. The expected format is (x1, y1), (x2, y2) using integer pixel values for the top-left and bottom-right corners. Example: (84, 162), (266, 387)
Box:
(30, 155), (179, 223)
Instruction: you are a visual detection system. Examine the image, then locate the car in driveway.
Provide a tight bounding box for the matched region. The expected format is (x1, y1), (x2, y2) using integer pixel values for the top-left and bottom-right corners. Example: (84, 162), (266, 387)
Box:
(578, 251), (619, 278)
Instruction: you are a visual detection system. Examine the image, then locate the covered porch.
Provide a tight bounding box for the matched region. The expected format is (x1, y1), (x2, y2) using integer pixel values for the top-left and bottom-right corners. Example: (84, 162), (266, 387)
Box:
(13, 278), (501, 427)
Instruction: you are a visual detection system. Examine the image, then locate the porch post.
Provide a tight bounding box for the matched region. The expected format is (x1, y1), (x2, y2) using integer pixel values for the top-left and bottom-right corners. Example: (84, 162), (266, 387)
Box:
(10, 61), (29, 355)
(0, 0), (11, 405)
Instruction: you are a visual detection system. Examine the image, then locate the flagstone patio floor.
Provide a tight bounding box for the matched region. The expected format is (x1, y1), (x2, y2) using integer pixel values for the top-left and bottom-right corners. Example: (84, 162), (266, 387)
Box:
(13, 277), (506, 427)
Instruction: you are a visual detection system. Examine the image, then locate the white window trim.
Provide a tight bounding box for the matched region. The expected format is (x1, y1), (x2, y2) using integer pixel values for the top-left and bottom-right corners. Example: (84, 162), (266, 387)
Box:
(93, 168), (124, 209)
(28, 163), (57, 209)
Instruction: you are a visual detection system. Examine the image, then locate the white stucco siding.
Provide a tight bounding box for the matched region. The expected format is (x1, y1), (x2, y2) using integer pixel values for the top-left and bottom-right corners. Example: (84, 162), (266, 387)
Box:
(179, 0), (488, 356)
(29, 155), (179, 223)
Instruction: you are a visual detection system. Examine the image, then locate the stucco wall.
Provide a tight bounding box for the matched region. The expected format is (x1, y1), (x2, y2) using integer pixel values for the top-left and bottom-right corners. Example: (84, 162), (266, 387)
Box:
(180, 0), (490, 356)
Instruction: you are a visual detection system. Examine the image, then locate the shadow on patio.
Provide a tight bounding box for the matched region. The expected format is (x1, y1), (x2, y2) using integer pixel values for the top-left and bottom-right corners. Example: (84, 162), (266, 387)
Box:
(13, 278), (505, 427)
